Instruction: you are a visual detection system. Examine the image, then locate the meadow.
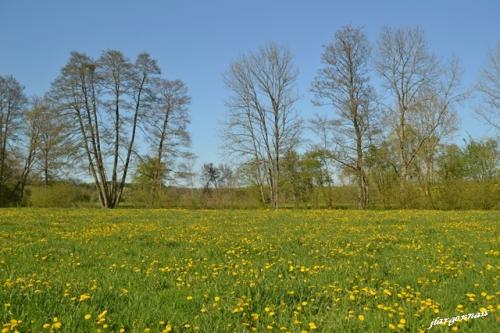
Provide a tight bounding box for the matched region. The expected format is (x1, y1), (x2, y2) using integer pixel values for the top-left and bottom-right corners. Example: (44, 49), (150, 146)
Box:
(0, 209), (498, 332)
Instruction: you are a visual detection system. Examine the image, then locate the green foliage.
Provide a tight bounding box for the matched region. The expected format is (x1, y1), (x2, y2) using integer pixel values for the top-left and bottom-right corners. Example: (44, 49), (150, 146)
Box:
(438, 139), (499, 181)
(133, 157), (167, 186)
(435, 180), (500, 210)
(29, 183), (93, 207)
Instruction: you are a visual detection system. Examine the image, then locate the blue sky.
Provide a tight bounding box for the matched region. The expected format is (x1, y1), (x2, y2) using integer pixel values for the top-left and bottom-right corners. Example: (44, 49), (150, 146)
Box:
(1, 0), (498, 168)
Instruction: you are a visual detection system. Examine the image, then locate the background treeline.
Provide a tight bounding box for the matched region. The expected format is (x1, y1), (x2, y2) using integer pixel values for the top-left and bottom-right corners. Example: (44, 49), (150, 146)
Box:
(1, 26), (498, 209)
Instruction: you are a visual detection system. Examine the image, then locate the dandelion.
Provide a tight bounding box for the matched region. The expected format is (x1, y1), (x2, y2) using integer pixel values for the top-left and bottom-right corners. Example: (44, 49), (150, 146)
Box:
(52, 320), (62, 330)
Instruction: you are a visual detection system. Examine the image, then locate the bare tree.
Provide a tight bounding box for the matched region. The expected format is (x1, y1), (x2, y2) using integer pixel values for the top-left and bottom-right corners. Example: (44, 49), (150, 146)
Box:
(476, 41), (500, 132)
(223, 42), (301, 208)
(0, 76), (27, 191)
(11, 102), (42, 201)
(29, 98), (77, 185)
(201, 163), (221, 190)
(0, 75), (32, 204)
(49, 50), (160, 208)
(311, 25), (377, 209)
(411, 69), (460, 204)
(144, 79), (191, 207)
(375, 27), (463, 207)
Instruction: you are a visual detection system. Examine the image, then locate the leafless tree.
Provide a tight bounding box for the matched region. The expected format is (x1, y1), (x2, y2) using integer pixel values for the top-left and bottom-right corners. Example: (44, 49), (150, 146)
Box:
(11, 102), (42, 201)
(375, 27), (464, 207)
(476, 41), (500, 133)
(311, 25), (377, 209)
(29, 98), (77, 185)
(0, 75), (27, 192)
(49, 50), (160, 208)
(144, 79), (191, 206)
(223, 42), (301, 208)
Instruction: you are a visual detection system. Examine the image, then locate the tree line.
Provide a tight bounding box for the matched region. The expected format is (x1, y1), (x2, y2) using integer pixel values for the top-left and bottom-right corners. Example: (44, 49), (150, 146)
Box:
(0, 25), (498, 209)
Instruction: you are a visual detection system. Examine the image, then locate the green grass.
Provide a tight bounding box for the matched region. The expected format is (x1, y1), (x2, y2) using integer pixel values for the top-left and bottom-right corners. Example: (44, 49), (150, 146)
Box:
(0, 209), (498, 332)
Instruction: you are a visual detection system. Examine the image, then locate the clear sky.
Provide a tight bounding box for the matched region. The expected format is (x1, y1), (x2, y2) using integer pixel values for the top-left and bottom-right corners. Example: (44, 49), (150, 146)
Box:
(1, 0), (499, 168)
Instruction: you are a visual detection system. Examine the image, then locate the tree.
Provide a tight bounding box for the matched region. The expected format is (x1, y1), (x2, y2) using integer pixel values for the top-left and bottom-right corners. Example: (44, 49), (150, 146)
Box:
(31, 98), (76, 185)
(0, 75), (29, 204)
(133, 156), (167, 187)
(201, 163), (233, 190)
(201, 163), (221, 190)
(311, 25), (377, 209)
(49, 50), (160, 208)
(476, 41), (500, 133)
(223, 42), (301, 208)
(11, 101), (42, 201)
(144, 79), (191, 207)
(463, 139), (498, 182)
(365, 142), (399, 208)
(375, 27), (463, 207)
(308, 116), (338, 207)
(436, 144), (467, 181)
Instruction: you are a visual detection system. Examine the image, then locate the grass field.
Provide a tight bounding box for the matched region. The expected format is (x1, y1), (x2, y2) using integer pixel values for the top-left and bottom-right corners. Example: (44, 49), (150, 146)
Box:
(0, 209), (498, 332)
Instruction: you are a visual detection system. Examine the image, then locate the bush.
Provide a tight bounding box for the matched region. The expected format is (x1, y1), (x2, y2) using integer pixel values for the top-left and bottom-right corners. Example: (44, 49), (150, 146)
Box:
(29, 183), (92, 207)
(435, 180), (500, 210)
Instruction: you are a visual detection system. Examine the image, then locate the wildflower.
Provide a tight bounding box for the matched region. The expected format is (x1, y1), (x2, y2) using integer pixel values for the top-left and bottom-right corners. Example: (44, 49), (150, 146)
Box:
(358, 314), (365, 321)
(52, 320), (62, 330)
(84, 314), (91, 320)
(308, 322), (317, 330)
